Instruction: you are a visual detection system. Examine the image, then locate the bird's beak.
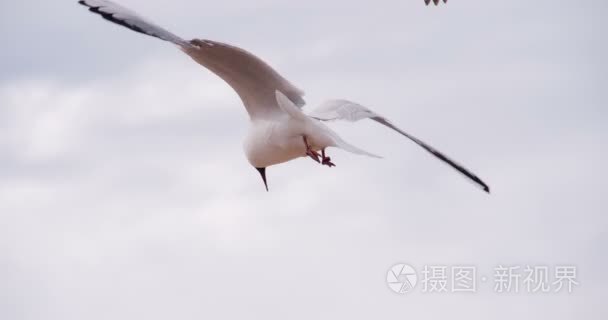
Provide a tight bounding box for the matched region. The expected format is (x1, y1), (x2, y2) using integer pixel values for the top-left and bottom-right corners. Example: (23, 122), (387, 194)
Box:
(256, 167), (268, 192)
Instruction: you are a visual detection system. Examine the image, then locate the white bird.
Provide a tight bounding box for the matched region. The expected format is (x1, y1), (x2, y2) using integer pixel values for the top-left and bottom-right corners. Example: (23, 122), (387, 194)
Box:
(78, 0), (490, 193)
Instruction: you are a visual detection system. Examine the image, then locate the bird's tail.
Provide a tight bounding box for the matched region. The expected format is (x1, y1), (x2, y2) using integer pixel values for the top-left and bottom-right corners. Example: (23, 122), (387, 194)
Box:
(314, 122), (382, 159)
(330, 133), (383, 159)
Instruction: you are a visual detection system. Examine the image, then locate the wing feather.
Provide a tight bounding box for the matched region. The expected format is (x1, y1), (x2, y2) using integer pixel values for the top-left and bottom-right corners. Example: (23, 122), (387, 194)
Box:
(78, 0), (305, 120)
(78, 0), (188, 46)
(183, 40), (305, 120)
(309, 100), (490, 193)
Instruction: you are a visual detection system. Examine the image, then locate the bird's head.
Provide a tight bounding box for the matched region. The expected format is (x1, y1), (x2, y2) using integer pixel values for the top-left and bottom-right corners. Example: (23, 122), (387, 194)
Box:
(255, 167), (269, 192)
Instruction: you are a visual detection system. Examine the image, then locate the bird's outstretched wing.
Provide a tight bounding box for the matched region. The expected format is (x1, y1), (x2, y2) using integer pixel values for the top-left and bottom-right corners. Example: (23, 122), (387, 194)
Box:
(78, 0), (188, 45)
(425, 0), (448, 5)
(183, 39), (306, 119)
(78, 0), (305, 120)
(308, 100), (490, 193)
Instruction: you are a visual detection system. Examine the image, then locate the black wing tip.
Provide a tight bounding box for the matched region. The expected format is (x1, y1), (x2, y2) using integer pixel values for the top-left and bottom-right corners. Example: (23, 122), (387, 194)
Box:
(468, 174), (491, 194)
(78, 0), (150, 38)
(482, 184), (491, 194)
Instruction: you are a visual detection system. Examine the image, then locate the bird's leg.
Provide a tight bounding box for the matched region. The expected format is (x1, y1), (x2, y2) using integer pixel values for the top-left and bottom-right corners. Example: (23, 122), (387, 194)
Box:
(303, 136), (320, 163)
(321, 149), (336, 168)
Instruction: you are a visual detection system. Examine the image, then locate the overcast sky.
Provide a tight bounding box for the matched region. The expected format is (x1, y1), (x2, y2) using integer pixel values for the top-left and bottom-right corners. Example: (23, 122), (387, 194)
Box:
(1, 0), (606, 319)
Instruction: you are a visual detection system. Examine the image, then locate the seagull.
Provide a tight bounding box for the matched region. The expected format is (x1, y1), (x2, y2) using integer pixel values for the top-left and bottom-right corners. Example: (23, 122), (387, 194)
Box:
(425, 0), (448, 5)
(78, 0), (490, 193)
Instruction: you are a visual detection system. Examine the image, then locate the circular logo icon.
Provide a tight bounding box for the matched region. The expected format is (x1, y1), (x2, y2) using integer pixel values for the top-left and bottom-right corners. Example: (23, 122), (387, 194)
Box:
(387, 264), (418, 294)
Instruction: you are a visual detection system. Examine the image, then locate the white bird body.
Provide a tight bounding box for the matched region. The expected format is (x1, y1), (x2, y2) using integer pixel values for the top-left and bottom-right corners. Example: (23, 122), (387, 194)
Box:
(78, 0), (490, 193)
(244, 93), (378, 168)
(243, 116), (324, 169)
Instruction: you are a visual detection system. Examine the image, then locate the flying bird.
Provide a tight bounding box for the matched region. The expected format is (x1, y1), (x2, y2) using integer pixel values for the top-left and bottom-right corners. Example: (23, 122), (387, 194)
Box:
(78, 0), (490, 193)
(425, 0), (448, 5)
